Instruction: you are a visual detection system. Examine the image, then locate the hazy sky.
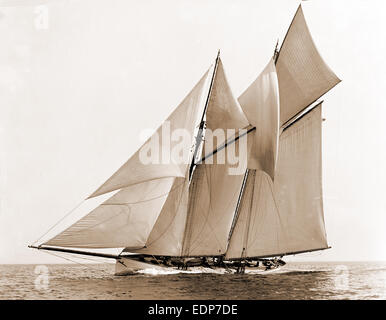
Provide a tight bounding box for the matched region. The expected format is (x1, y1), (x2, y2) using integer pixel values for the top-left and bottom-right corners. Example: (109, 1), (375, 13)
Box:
(0, 0), (385, 264)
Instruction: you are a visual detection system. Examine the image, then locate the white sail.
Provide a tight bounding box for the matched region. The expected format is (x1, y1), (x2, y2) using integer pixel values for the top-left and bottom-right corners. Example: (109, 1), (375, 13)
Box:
(226, 104), (328, 259)
(276, 5), (340, 125)
(44, 177), (176, 248)
(88, 68), (211, 198)
(238, 58), (279, 180)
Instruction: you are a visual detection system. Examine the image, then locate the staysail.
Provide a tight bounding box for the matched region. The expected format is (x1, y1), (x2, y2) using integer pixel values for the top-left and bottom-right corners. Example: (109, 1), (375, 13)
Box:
(134, 58), (248, 257)
(238, 58), (279, 180)
(276, 5), (340, 125)
(226, 104), (328, 259)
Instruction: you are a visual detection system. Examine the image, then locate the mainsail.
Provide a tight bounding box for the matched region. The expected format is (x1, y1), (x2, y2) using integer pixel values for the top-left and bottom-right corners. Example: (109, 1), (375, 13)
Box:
(226, 104), (328, 259)
(275, 5), (340, 125)
(273, 104), (328, 254)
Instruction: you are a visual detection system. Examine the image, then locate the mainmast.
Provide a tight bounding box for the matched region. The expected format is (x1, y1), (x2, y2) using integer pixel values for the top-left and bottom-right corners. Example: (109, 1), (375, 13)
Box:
(189, 50), (221, 180)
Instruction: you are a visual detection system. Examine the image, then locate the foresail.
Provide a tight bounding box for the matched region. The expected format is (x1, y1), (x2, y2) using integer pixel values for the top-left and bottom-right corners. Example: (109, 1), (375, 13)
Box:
(44, 177), (176, 248)
(238, 58), (279, 180)
(276, 5), (340, 125)
(88, 68), (211, 198)
(181, 136), (248, 257)
(226, 104), (328, 259)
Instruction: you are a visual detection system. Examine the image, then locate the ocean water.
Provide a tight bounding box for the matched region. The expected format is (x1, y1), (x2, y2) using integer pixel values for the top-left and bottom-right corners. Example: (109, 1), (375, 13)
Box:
(0, 262), (385, 300)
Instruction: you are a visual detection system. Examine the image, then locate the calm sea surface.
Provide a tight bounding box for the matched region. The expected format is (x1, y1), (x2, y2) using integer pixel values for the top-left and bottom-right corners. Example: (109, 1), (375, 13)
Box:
(0, 262), (385, 300)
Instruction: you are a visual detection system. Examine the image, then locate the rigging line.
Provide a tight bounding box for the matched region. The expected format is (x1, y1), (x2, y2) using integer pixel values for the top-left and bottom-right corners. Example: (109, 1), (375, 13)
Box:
(32, 199), (85, 246)
(56, 250), (116, 265)
(63, 253), (114, 264)
(39, 249), (110, 274)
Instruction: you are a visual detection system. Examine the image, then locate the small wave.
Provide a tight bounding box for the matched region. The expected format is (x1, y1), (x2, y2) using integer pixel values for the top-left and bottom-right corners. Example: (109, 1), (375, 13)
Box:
(137, 267), (230, 275)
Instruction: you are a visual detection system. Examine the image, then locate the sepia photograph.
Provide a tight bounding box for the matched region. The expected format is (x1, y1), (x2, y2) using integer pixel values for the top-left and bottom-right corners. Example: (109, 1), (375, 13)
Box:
(0, 0), (385, 306)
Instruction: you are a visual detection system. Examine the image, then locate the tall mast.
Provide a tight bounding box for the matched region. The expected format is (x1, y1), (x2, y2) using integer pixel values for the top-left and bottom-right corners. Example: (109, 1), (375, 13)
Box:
(189, 50), (221, 180)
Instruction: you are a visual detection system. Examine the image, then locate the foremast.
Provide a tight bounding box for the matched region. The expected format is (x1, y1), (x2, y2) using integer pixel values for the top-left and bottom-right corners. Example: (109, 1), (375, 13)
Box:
(189, 50), (221, 180)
